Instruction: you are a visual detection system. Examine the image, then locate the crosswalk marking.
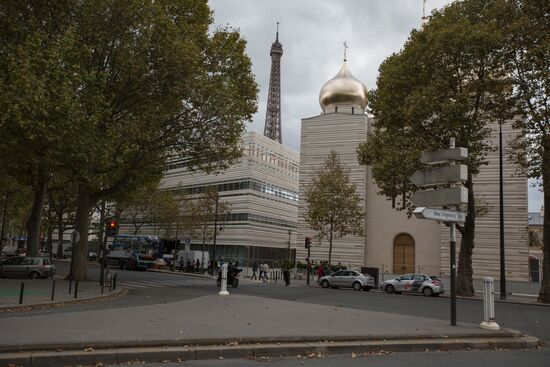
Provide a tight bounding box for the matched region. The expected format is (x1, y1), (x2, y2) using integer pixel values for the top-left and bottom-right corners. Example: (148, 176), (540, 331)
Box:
(119, 277), (216, 290)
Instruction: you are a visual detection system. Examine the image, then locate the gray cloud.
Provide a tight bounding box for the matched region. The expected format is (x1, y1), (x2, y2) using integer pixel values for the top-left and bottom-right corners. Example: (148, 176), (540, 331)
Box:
(209, 0), (542, 211)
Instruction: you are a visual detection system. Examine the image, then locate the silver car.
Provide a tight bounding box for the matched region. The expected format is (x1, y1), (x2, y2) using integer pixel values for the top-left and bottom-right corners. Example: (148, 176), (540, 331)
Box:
(0, 256), (55, 279)
(319, 270), (375, 291)
(380, 273), (444, 297)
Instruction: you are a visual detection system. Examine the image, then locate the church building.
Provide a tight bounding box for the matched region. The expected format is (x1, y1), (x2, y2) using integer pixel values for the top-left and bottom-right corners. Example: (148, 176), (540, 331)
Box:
(296, 56), (529, 281)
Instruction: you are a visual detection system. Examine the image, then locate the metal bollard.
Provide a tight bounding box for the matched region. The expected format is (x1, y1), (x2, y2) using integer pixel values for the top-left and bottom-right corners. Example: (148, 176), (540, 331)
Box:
(113, 273), (117, 290)
(68, 279), (72, 294)
(51, 279), (56, 301)
(218, 263), (229, 296)
(109, 274), (113, 292)
(19, 282), (24, 304)
(480, 277), (500, 330)
(74, 280), (79, 299)
(101, 277), (105, 294)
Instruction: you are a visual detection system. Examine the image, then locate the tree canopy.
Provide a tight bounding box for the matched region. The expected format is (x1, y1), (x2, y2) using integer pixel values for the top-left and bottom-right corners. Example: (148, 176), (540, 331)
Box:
(304, 150), (364, 267)
(0, 0), (258, 280)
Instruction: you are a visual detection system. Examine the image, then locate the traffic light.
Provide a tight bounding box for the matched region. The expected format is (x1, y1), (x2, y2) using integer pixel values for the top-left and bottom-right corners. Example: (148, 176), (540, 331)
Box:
(105, 219), (118, 237)
(305, 237), (312, 249)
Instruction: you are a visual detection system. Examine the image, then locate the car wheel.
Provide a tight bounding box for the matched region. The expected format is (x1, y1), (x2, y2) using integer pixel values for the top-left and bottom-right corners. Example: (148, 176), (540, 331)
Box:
(29, 271), (41, 279)
(422, 287), (433, 297)
(321, 280), (329, 288)
(353, 282), (362, 291)
(384, 285), (395, 294)
(231, 278), (239, 288)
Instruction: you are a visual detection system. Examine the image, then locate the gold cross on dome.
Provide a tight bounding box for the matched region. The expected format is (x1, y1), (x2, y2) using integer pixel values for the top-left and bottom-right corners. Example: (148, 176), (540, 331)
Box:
(343, 41), (348, 61)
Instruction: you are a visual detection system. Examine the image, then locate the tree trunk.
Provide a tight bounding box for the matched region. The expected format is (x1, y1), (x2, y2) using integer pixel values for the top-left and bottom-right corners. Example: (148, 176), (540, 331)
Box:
(47, 222), (53, 261)
(538, 139), (550, 303)
(0, 190), (10, 243)
(457, 178), (476, 297)
(26, 167), (49, 256)
(328, 220), (333, 269)
(68, 186), (91, 281)
(57, 212), (64, 259)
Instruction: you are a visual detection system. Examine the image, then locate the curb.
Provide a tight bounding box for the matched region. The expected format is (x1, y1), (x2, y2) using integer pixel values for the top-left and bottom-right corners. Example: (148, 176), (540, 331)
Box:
(0, 333), (540, 367)
(0, 287), (128, 313)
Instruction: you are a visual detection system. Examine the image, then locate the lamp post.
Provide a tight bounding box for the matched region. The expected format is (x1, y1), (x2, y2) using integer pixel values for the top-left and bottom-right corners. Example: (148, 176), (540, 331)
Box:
(212, 193), (219, 268)
(287, 229), (292, 263)
(499, 122), (507, 300)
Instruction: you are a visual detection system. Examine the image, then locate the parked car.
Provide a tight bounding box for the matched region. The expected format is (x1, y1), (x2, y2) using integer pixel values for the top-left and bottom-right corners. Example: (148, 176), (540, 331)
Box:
(88, 251), (97, 261)
(0, 256), (55, 279)
(318, 270), (375, 291)
(380, 274), (444, 297)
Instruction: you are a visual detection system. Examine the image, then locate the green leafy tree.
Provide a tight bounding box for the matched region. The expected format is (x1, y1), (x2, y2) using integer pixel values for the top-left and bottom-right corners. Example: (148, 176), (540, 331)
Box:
(357, 0), (513, 296)
(1, 1), (257, 280)
(498, 0), (550, 302)
(304, 150), (364, 268)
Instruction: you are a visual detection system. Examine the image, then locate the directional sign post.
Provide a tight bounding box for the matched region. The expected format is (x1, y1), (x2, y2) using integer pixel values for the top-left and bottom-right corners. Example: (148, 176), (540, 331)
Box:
(413, 207), (465, 223)
(410, 138), (467, 327)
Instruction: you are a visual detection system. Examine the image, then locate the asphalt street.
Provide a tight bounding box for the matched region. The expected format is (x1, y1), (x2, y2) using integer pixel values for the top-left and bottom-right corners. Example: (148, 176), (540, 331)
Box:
(5, 260), (548, 366)
(104, 349), (550, 367)
(20, 260), (549, 345)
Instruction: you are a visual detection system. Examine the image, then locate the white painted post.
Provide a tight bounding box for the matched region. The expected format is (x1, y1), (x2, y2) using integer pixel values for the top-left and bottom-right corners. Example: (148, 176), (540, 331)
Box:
(480, 277), (500, 330)
(218, 263), (229, 296)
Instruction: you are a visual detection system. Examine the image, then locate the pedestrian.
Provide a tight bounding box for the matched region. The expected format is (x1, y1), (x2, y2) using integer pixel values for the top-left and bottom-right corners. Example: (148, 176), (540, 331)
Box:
(284, 268), (290, 286)
(259, 263), (266, 282)
(264, 263), (270, 282)
(178, 258), (184, 272)
(316, 265), (324, 281)
(186, 258), (192, 272)
(252, 262), (258, 280)
(195, 259), (200, 273)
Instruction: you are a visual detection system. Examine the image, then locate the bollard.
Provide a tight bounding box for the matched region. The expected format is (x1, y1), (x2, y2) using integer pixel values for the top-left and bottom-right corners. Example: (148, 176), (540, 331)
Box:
(218, 263), (229, 296)
(74, 280), (79, 299)
(113, 273), (117, 290)
(19, 282), (24, 304)
(109, 274), (113, 292)
(68, 279), (72, 294)
(101, 277), (105, 294)
(51, 279), (56, 301)
(480, 277), (500, 330)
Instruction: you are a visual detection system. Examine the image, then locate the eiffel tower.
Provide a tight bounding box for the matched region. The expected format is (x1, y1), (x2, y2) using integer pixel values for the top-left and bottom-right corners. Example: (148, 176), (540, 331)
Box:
(263, 22), (283, 143)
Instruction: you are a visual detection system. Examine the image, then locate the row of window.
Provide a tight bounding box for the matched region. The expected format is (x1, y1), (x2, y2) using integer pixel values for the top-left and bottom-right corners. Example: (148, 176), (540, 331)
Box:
(171, 179), (299, 202)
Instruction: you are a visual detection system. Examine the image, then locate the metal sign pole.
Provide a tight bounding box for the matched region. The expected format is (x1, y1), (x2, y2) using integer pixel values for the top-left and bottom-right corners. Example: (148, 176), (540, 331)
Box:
(450, 222), (457, 326)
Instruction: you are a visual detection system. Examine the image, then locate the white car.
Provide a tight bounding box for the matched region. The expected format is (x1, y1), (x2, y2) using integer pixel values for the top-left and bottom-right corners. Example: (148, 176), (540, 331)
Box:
(318, 270), (376, 291)
(380, 274), (444, 297)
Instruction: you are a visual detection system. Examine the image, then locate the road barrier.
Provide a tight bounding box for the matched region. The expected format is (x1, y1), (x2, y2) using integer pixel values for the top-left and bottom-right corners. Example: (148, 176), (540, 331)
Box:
(18, 282), (24, 304)
(480, 277), (500, 330)
(51, 279), (56, 301)
(218, 263), (229, 296)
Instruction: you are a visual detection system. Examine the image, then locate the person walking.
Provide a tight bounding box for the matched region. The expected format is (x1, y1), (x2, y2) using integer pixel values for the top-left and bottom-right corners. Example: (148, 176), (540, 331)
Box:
(195, 259), (200, 273)
(264, 263), (270, 282)
(252, 262), (258, 280)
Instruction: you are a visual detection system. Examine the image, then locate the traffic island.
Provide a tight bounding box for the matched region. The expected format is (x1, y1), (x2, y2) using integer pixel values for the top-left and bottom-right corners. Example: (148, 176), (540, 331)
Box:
(0, 294), (540, 366)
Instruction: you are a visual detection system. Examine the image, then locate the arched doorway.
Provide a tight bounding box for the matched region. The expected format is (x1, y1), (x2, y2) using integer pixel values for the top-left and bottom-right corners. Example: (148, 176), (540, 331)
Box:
(393, 233), (415, 274)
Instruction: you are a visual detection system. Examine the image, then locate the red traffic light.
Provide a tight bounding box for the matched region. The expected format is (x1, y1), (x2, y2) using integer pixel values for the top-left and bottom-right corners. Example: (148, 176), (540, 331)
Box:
(109, 220), (117, 228)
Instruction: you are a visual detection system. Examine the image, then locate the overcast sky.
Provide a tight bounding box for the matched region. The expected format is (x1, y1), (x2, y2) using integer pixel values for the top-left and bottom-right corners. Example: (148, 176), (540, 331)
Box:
(209, 0), (543, 212)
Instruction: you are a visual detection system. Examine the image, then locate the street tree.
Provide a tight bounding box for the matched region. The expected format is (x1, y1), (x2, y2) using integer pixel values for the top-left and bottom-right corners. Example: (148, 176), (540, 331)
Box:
(0, 1), (257, 280)
(498, 0), (550, 302)
(304, 150), (364, 268)
(190, 186), (231, 266)
(357, 0), (513, 296)
(118, 183), (180, 237)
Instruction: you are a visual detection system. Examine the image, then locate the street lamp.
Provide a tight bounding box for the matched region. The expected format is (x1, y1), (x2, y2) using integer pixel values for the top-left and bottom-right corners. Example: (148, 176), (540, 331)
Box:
(287, 229), (292, 263)
(499, 121), (507, 300)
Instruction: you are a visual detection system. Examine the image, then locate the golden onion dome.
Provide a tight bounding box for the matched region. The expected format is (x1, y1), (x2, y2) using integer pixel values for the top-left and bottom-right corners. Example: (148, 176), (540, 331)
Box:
(319, 61), (368, 110)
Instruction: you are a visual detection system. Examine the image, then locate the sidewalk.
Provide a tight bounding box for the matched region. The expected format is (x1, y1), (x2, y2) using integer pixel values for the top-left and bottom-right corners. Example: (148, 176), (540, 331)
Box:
(0, 275), (125, 312)
(0, 292), (539, 366)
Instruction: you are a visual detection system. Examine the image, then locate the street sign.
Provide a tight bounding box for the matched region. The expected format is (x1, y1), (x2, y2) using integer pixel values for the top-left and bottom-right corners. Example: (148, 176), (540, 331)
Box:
(410, 164), (467, 187)
(410, 187), (468, 207)
(413, 207), (466, 223)
(420, 147), (468, 165)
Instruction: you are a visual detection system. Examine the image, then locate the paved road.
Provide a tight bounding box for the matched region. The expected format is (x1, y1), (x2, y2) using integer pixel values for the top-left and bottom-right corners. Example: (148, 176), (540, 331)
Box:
(104, 349), (550, 367)
(10, 260), (550, 346)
